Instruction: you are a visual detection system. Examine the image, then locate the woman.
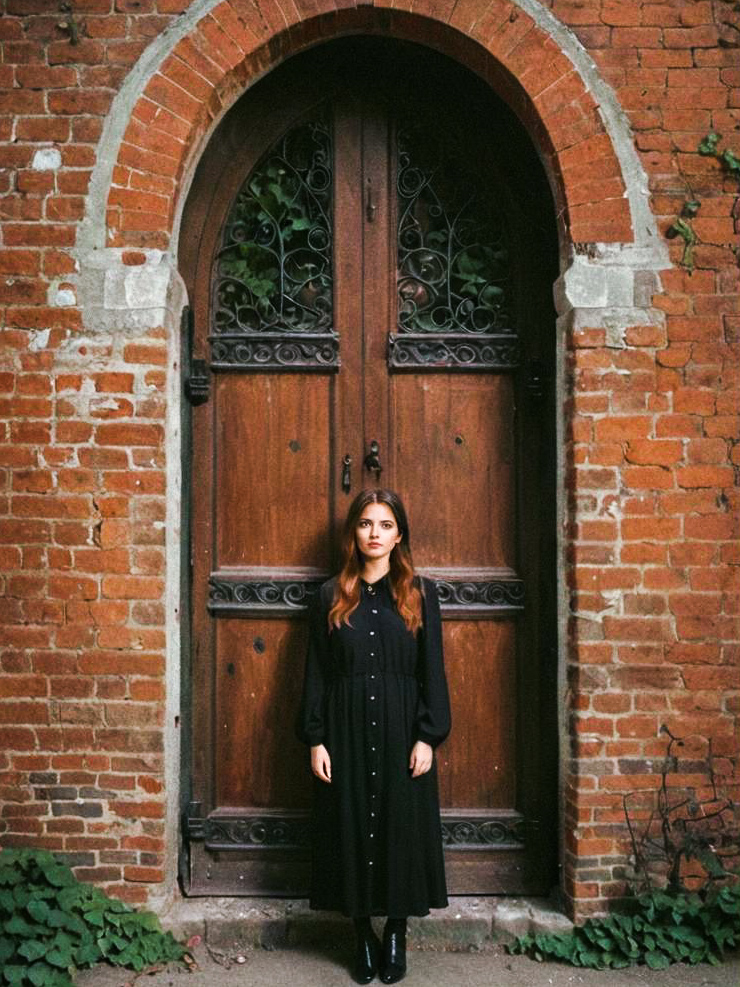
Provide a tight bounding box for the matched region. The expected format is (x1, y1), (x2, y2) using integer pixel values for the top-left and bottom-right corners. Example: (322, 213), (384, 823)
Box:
(298, 489), (451, 984)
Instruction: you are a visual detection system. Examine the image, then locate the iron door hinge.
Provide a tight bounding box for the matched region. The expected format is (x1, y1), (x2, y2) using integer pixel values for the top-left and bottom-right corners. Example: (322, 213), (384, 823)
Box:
(183, 306), (210, 405)
(184, 800), (205, 841)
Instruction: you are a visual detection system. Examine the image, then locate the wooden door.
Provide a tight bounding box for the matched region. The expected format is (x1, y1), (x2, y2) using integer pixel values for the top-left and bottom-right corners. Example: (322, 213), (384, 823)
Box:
(180, 39), (558, 897)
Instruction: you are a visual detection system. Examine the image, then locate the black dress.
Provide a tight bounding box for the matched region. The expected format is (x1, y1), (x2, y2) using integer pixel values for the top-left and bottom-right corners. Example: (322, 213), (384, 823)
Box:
(298, 573), (451, 918)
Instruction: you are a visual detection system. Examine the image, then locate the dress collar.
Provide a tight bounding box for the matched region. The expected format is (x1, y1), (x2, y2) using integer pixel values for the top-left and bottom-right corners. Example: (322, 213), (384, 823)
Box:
(361, 572), (389, 595)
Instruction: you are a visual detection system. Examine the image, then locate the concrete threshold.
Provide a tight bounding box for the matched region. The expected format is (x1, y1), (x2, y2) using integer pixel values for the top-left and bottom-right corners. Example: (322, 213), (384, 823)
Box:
(160, 896), (574, 953)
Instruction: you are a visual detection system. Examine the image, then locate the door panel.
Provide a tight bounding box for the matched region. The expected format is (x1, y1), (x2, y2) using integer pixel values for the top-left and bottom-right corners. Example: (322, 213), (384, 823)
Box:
(181, 38), (558, 898)
(439, 621), (516, 808)
(392, 375), (516, 566)
(215, 375), (334, 567)
(215, 618), (310, 808)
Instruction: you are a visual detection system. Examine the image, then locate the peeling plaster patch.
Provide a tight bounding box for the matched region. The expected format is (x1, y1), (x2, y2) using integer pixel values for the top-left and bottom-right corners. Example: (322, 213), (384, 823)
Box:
(604, 319), (627, 349)
(32, 147), (62, 171)
(90, 397), (122, 412)
(28, 328), (51, 351)
(104, 253), (170, 312)
(556, 258), (639, 313)
(52, 286), (77, 307)
(57, 334), (113, 367)
(559, 257), (608, 308)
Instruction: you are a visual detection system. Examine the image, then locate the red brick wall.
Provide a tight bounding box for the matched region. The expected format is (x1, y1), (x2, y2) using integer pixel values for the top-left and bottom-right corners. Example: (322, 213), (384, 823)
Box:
(0, 0), (738, 917)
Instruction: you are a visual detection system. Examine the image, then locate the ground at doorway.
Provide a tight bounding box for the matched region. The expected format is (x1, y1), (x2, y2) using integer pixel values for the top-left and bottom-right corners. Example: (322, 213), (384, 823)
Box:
(74, 943), (740, 987)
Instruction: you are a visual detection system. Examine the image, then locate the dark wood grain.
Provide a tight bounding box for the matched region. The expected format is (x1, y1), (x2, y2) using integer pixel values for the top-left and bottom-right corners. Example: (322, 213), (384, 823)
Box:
(181, 38), (558, 899)
(437, 620), (517, 808)
(215, 617), (311, 808)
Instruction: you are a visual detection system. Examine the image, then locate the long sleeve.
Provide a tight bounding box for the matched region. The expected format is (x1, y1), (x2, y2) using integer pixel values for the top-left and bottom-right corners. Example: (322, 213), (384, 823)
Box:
(415, 578), (451, 748)
(296, 581), (332, 747)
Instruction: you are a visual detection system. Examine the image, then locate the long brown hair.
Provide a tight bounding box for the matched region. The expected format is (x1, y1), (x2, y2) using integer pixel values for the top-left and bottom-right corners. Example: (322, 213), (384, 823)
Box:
(328, 489), (423, 633)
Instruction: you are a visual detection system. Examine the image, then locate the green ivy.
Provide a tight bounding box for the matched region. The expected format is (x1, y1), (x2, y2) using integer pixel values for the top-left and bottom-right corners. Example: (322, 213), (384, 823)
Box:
(698, 132), (740, 181)
(0, 849), (189, 987)
(508, 883), (740, 970)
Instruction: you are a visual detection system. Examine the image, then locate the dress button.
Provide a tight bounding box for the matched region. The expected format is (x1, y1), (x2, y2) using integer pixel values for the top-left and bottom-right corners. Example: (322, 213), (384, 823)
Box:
(371, 771), (376, 776)
(370, 631), (375, 636)
(370, 652), (375, 657)
(370, 695), (375, 700)
(370, 674), (375, 680)
(371, 811), (375, 816)
(371, 721), (376, 726)
(372, 608), (378, 614)
(370, 832), (374, 838)
(371, 746), (376, 751)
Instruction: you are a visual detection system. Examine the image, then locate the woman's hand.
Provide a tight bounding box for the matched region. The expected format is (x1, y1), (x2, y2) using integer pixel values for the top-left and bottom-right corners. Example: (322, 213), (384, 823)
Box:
(409, 740), (433, 777)
(311, 744), (332, 783)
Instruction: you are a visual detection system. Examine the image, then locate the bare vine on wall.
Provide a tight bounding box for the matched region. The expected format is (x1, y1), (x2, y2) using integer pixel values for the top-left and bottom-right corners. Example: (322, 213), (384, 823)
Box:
(623, 727), (739, 895)
(58, 2), (82, 45)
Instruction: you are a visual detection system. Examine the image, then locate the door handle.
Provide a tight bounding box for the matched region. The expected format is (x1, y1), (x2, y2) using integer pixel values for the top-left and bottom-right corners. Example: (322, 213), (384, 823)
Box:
(365, 178), (376, 223)
(341, 454), (352, 494)
(363, 440), (382, 480)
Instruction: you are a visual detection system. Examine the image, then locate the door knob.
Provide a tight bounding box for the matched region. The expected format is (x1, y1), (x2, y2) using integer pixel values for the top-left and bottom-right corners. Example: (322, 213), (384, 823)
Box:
(341, 454), (352, 494)
(364, 440), (382, 480)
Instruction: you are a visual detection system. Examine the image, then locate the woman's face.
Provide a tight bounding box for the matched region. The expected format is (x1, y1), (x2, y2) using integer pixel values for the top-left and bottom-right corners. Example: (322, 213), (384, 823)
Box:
(355, 502), (402, 567)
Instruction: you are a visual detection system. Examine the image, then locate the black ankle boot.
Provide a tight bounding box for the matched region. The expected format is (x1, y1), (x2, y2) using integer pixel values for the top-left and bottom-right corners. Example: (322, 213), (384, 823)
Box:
(352, 920), (380, 984)
(380, 920), (406, 984)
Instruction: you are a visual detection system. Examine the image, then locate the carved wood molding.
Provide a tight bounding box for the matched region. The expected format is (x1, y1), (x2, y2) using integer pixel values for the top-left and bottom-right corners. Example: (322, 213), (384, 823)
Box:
(185, 805), (526, 852)
(207, 568), (524, 618)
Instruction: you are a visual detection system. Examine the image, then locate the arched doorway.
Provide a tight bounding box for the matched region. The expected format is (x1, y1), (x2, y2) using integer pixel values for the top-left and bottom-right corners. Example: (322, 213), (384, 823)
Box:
(179, 36), (559, 897)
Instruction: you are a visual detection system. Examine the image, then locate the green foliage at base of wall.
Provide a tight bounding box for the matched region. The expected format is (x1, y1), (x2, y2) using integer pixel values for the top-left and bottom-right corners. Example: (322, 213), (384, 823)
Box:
(0, 849), (188, 987)
(508, 884), (740, 970)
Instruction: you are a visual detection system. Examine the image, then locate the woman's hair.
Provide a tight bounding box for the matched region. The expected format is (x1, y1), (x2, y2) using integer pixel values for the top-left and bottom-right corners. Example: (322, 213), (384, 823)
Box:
(328, 489), (423, 633)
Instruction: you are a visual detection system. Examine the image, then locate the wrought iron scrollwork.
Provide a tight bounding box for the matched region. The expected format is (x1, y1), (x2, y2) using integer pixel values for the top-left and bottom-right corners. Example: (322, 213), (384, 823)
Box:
(394, 114), (517, 371)
(209, 333), (339, 370)
(211, 111), (338, 371)
(388, 333), (520, 371)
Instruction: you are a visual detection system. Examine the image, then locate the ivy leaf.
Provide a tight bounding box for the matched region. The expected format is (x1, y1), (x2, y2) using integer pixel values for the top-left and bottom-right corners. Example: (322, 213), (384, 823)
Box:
(27, 898), (51, 924)
(84, 907), (106, 928)
(698, 132), (721, 155)
(5, 913), (38, 937)
(19, 939), (48, 961)
(0, 865), (23, 887)
(40, 865), (75, 888)
(28, 963), (56, 987)
(75, 940), (102, 966)
(645, 951), (670, 969)
(45, 945), (73, 968)
(722, 148), (740, 175)
(3, 966), (26, 986)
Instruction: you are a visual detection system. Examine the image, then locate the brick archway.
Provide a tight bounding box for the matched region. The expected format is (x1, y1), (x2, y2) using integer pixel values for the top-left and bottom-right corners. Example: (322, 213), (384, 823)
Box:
(104, 2), (632, 252)
(74, 0), (671, 919)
